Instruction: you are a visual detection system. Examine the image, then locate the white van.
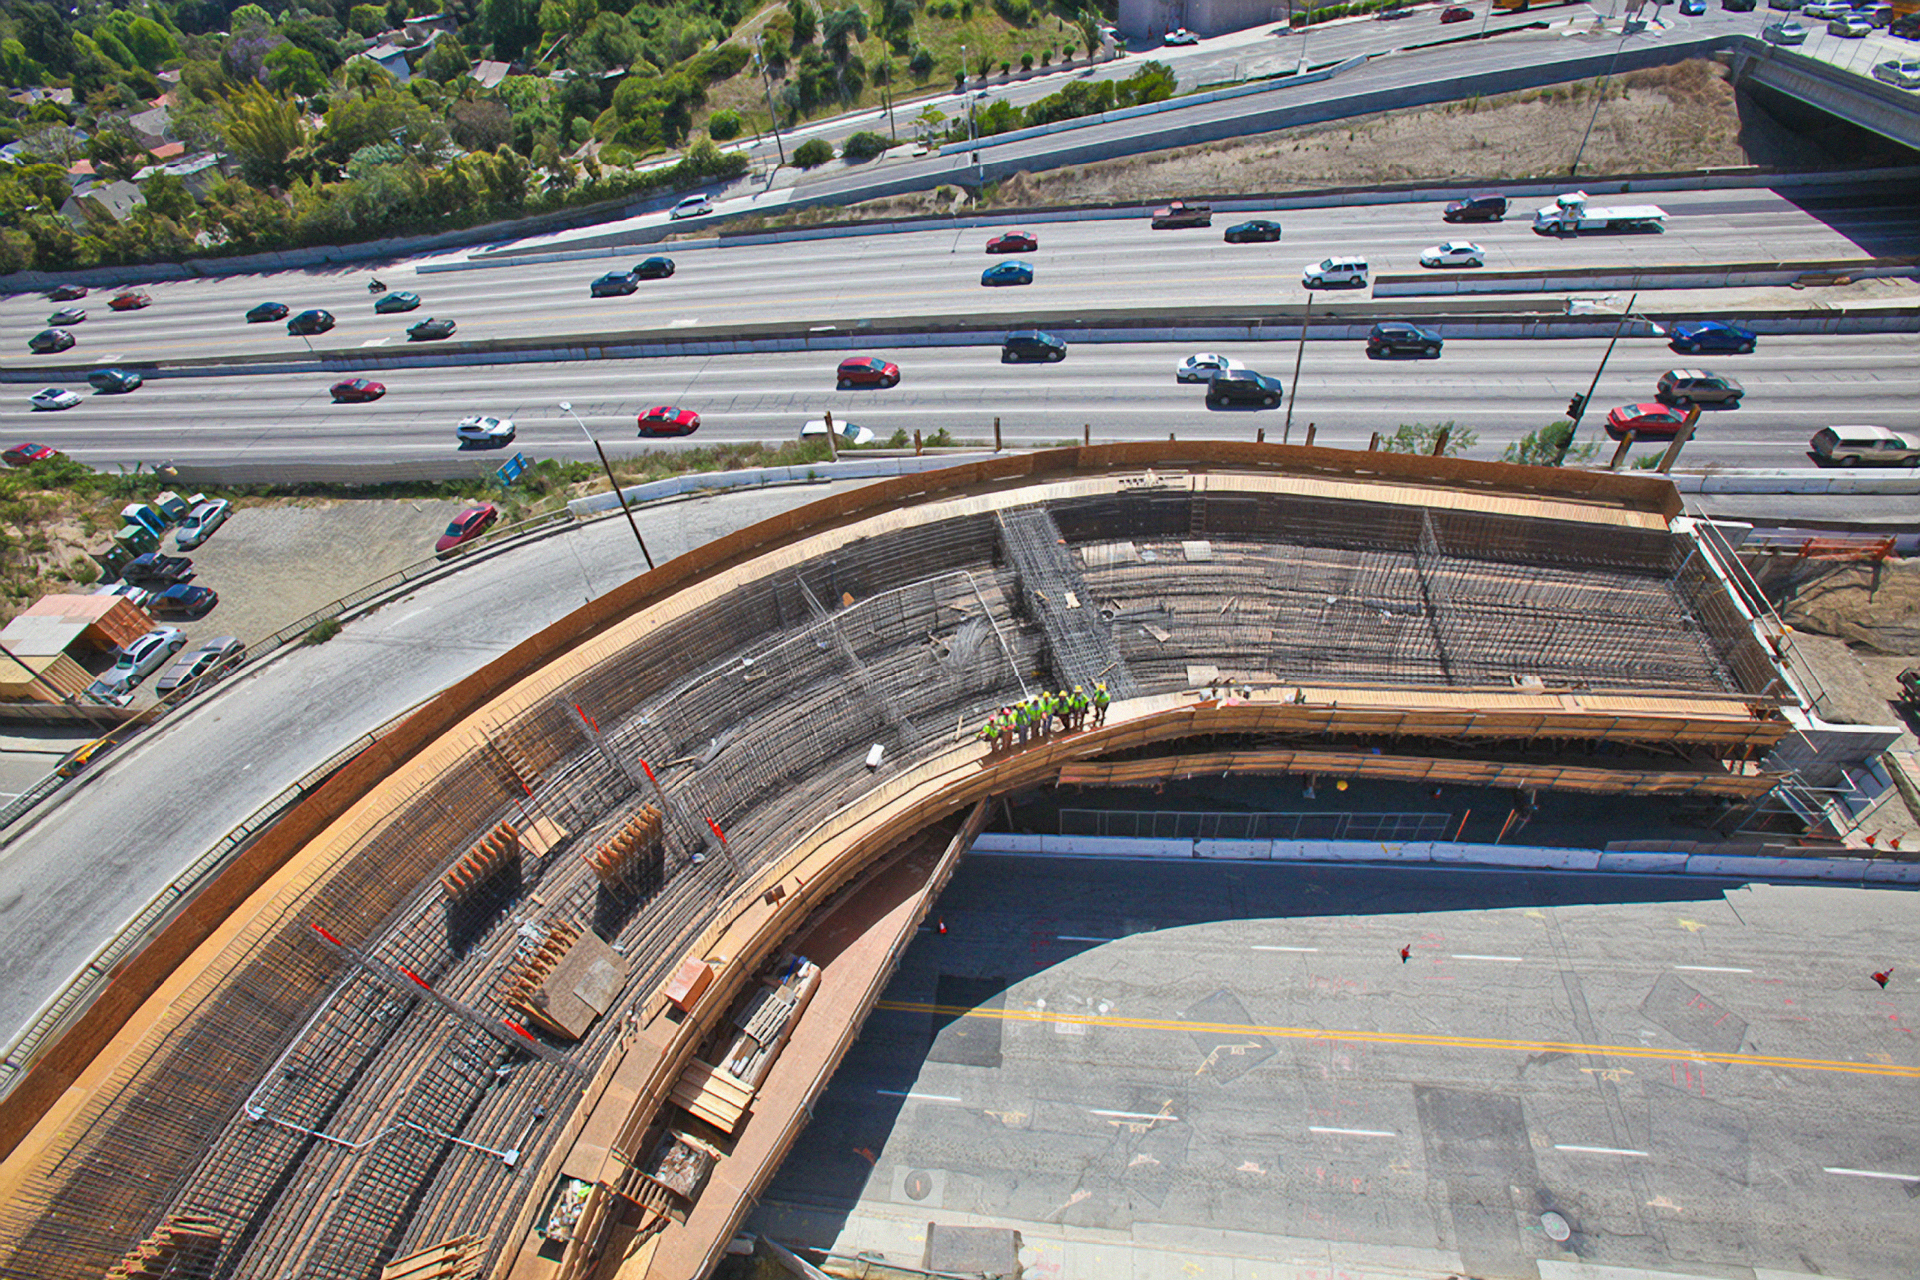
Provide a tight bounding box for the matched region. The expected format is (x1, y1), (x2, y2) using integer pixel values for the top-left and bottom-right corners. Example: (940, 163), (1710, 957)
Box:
(1302, 256), (1369, 288)
(669, 194), (714, 220)
(1810, 425), (1920, 466)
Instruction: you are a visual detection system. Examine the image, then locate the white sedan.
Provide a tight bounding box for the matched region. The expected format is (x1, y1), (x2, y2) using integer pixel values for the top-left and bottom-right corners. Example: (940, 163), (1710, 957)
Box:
(1164, 27), (1199, 44)
(1175, 353), (1243, 383)
(801, 418), (876, 446)
(1420, 241), (1486, 268)
(455, 414), (516, 447)
(30, 387), (80, 411)
(175, 498), (232, 550)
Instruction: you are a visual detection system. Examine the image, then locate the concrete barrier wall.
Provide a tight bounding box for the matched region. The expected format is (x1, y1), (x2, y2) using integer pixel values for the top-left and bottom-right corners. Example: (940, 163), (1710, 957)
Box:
(565, 451), (996, 517)
(1374, 259), (1919, 298)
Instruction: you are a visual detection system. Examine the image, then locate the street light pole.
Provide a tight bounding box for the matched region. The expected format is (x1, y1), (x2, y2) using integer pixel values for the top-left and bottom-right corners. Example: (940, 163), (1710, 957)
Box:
(755, 36), (786, 166)
(1570, 21), (1633, 178)
(1553, 291), (1661, 466)
(562, 401), (654, 570)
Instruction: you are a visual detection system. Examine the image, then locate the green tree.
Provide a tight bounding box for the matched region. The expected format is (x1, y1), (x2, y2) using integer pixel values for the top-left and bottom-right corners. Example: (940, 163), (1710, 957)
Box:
(479, 0), (544, 61)
(792, 136), (833, 166)
(231, 5), (276, 30)
(15, 3), (76, 75)
(320, 85), (443, 164)
(449, 98), (513, 151)
(86, 124), (150, 183)
(1502, 421), (1599, 467)
(418, 38), (471, 84)
(349, 4), (388, 36)
(141, 170), (198, 221)
(706, 108), (742, 140)
(92, 29), (137, 71)
(841, 129), (888, 160)
(788, 0), (818, 48)
(0, 38), (45, 85)
(122, 17), (180, 72)
(221, 81), (309, 187)
(1378, 421), (1479, 457)
(266, 45), (329, 97)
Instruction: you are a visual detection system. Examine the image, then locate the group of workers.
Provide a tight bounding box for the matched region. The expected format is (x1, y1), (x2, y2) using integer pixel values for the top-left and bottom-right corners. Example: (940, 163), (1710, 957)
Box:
(979, 682), (1110, 754)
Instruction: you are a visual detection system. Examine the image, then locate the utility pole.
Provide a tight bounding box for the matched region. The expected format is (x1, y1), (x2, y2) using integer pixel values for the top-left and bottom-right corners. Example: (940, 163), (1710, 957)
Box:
(562, 402), (654, 570)
(1554, 292), (1663, 466)
(755, 36), (787, 166)
(1283, 295), (1311, 444)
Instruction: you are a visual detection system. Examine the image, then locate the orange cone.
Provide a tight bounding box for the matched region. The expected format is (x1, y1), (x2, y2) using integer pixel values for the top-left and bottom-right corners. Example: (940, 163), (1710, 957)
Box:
(937, 918), (948, 935)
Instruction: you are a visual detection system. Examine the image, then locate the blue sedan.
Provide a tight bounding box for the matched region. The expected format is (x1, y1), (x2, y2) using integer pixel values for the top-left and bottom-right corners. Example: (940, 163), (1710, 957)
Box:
(981, 261), (1034, 287)
(1669, 320), (1757, 354)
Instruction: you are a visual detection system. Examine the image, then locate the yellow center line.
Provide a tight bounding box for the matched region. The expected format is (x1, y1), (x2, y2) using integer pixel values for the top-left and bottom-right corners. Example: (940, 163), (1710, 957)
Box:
(876, 1000), (1920, 1079)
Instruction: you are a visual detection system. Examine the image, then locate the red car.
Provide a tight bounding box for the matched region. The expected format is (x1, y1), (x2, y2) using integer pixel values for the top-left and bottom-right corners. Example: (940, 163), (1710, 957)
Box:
(3, 442), (61, 467)
(435, 502), (499, 555)
(986, 231), (1038, 254)
(331, 377), (386, 403)
(1441, 5), (1474, 21)
(836, 356), (900, 389)
(108, 290), (152, 311)
(637, 405), (701, 437)
(1605, 403), (1691, 440)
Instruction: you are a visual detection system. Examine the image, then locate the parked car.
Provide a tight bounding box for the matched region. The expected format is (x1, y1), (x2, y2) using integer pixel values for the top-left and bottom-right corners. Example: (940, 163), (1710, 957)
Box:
(288, 309), (335, 336)
(1302, 256), (1369, 288)
(175, 498), (232, 550)
(456, 414), (516, 447)
(669, 194), (714, 219)
(93, 627), (188, 700)
(837, 356), (900, 388)
(1829, 13), (1873, 33)
(247, 301), (290, 323)
(1366, 322), (1444, 357)
(1809, 425), (1920, 466)
(48, 283), (87, 301)
(1441, 5), (1475, 20)
(634, 256), (675, 279)
(801, 418), (876, 446)
(1801, 0), (1849, 16)
(28, 329), (75, 354)
(1164, 26), (1199, 42)
(156, 635), (244, 694)
(88, 368), (143, 393)
(408, 317), (457, 341)
(373, 290), (421, 313)
(1443, 193), (1509, 222)
(591, 271), (640, 297)
(108, 290), (151, 310)
(1224, 219), (1283, 243)
(1003, 330), (1067, 362)
(330, 377), (386, 402)
(1669, 320), (1757, 354)
(122, 551), (195, 586)
(1420, 241), (1485, 268)
(1206, 371), (1285, 407)
(1767, 0), (1804, 9)
(149, 583), (218, 619)
(92, 581), (154, 608)
(47, 307), (85, 325)
(1722, 0), (1757, 9)
(1655, 369), (1743, 406)
(4, 441), (63, 464)
(1605, 403), (1692, 439)
(982, 261), (1034, 286)
(637, 405), (701, 437)
(28, 388), (79, 411)
(1762, 19), (1809, 41)
(1873, 58), (1920, 87)
(986, 231), (1038, 253)
(1679, 0), (1705, 14)
(435, 502), (499, 555)
(1176, 353), (1243, 383)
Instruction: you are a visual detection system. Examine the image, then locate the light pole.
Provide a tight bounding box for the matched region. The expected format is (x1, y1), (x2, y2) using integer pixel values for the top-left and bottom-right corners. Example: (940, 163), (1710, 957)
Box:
(1570, 19), (1634, 178)
(562, 401), (654, 570)
(754, 36), (787, 166)
(1553, 292), (1664, 465)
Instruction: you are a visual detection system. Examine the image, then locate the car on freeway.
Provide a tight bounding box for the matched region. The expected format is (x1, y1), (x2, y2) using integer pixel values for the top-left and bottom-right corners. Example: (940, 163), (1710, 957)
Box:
(1420, 241), (1485, 268)
(156, 635), (244, 694)
(175, 498), (232, 550)
(591, 271), (640, 297)
(1679, 0), (1704, 12)
(28, 388), (80, 411)
(1441, 5), (1474, 21)
(1810, 425), (1920, 466)
(801, 418), (876, 446)
(837, 356), (900, 388)
(1829, 12), (1873, 32)
(1669, 320), (1757, 354)
(1874, 58), (1920, 87)
(1377, 5), (1415, 17)
(108, 290), (151, 310)
(373, 290), (421, 313)
(149, 583), (219, 619)
(1366, 321), (1444, 357)
(123, 551), (195, 586)
(1605, 402), (1691, 439)
(1763, 19), (1809, 41)
(982, 261), (1034, 286)
(1656, 369), (1743, 406)
(986, 231), (1038, 253)
(5, 441), (63, 464)
(47, 307), (85, 325)
(634, 256), (675, 279)
(93, 581), (154, 608)
(1224, 219), (1283, 243)
(288, 309), (335, 336)
(408, 317), (457, 341)
(48, 283), (87, 301)
(29, 328), (75, 354)
(247, 301), (290, 323)
(436, 502), (499, 555)
(669, 194), (714, 219)
(456, 414), (516, 447)
(1206, 371), (1285, 407)
(1003, 330), (1067, 362)
(1443, 192), (1508, 222)
(1302, 255), (1369, 288)
(1164, 26), (1199, 42)
(88, 368), (143, 393)
(1151, 200), (1212, 229)
(331, 377), (386, 402)
(637, 405), (701, 437)
(87, 626), (188, 703)
(1176, 353), (1243, 383)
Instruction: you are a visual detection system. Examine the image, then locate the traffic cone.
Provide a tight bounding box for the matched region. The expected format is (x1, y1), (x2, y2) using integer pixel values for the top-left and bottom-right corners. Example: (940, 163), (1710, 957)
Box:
(1864, 830), (1880, 847)
(1399, 945), (1411, 963)
(1872, 968), (1892, 989)
(937, 918), (947, 935)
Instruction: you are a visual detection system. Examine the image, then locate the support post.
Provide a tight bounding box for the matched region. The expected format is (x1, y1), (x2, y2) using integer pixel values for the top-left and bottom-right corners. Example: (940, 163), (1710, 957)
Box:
(822, 409), (839, 461)
(1283, 295), (1311, 445)
(993, 416), (1001, 452)
(1657, 407), (1700, 473)
(1305, 422), (1316, 447)
(1608, 430), (1636, 470)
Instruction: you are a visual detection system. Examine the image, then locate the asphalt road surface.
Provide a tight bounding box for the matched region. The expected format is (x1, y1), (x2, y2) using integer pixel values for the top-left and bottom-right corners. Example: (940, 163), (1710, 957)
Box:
(9, 334), (1911, 472)
(749, 853), (1920, 1280)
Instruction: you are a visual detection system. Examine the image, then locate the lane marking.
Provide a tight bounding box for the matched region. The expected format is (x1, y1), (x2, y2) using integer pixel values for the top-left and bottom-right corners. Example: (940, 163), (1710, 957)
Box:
(1252, 945), (1319, 952)
(1089, 1109), (1177, 1121)
(1058, 935), (1116, 943)
(1823, 1167), (1920, 1182)
(876, 1090), (962, 1102)
(872, 1001), (1920, 1080)
(1308, 1126), (1396, 1138)
(1554, 1144), (1649, 1157)
(1451, 954), (1525, 963)
(1674, 965), (1752, 973)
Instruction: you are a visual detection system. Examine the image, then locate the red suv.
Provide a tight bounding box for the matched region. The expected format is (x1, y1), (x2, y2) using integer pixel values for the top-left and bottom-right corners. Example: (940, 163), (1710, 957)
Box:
(836, 356), (900, 389)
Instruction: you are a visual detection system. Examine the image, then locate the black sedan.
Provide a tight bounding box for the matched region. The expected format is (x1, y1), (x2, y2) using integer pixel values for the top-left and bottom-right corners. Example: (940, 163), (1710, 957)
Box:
(1206, 371), (1286, 407)
(634, 256), (675, 279)
(28, 329), (75, 354)
(149, 584), (219, 619)
(407, 317), (457, 341)
(246, 302), (289, 323)
(1224, 219), (1283, 243)
(47, 283), (88, 302)
(373, 290), (422, 314)
(591, 271), (639, 297)
(288, 309), (335, 336)
(87, 368), (143, 393)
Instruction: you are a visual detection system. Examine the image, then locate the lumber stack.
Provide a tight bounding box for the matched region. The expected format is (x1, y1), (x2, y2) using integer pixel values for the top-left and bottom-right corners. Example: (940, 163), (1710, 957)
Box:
(503, 920), (582, 1023)
(104, 1215), (223, 1279)
(379, 1234), (483, 1280)
(582, 804), (662, 885)
(440, 820), (521, 901)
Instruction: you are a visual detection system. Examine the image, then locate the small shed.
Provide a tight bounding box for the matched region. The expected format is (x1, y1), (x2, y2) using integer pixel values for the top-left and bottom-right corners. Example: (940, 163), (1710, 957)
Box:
(16, 593), (153, 652)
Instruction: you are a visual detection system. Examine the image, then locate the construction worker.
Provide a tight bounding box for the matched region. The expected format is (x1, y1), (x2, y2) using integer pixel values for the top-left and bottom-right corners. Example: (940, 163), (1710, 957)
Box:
(1092, 681), (1110, 726)
(980, 710), (1002, 755)
(1015, 698), (1032, 746)
(1070, 685), (1088, 730)
(1033, 693), (1050, 740)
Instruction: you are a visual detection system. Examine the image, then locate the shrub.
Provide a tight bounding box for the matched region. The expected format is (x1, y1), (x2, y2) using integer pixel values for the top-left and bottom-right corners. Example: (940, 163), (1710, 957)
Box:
(1041, 49), (1052, 66)
(841, 130), (890, 160)
(995, 0), (1032, 22)
(707, 108), (742, 141)
(1378, 421), (1479, 457)
(1020, 53), (1033, 70)
(1503, 420), (1599, 467)
(792, 137), (835, 167)
(908, 44), (934, 75)
(1000, 60), (1011, 75)
(305, 617), (342, 645)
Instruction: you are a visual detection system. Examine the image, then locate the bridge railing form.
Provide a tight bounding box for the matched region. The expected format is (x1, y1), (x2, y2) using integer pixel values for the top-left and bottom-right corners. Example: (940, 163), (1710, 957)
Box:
(1059, 808), (1454, 842)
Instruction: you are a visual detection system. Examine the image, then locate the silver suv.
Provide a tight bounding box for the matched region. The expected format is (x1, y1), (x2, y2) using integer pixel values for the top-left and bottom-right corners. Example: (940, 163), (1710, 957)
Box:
(1656, 369), (1743, 406)
(1810, 425), (1920, 466)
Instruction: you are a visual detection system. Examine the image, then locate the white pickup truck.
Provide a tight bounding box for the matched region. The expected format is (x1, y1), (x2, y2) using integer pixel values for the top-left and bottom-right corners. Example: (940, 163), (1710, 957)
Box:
(1532, 191), (1667, 234)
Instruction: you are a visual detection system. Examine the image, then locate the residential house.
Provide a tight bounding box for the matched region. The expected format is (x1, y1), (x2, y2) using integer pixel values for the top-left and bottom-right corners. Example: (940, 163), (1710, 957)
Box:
(125, 103), (173, 150)
(61, 179), (147, 230)
(470, 59), (511, 89)
(356, 43), (415, 84)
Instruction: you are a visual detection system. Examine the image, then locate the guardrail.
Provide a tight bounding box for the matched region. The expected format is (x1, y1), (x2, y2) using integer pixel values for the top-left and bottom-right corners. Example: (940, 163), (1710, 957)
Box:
(1375, 257), (1920, 297)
